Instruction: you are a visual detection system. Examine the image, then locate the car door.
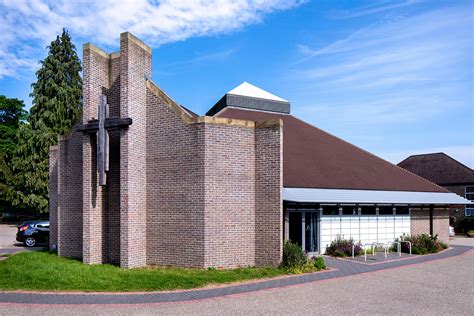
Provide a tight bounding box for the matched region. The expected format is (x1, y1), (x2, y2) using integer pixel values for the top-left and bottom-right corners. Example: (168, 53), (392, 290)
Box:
(35, 222), (50, 243)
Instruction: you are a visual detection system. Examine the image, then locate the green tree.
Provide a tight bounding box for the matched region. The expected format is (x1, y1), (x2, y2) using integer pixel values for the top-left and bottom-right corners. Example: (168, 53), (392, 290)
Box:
(3, 29), (82, 214)
(0, 96), (28, 212)
(30, 29), (82, 135)
(0, 96), (28, 156)
(7, 122), (56, 212)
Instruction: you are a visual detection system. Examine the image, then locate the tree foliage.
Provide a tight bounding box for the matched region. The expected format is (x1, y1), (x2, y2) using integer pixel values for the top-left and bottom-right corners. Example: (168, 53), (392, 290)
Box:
(0, 96), (28, 212)
(1, 29), (82, 214)
(30, 29), (82, 135)
(0, 96), (28, 157)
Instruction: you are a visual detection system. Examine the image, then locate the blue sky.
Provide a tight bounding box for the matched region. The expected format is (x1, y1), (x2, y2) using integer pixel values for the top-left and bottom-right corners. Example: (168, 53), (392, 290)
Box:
(1, 0), (473, 167)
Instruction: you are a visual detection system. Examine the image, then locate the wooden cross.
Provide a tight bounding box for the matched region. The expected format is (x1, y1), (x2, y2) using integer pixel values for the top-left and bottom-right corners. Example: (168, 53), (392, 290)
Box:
(77, 95), (132, 186)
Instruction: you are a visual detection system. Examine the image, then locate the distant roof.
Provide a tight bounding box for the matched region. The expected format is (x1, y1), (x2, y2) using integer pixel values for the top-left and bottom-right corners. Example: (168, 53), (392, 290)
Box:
(228, 82), (288, 102)
(398, 153), (474, 185)
(215, 107), (445, 193)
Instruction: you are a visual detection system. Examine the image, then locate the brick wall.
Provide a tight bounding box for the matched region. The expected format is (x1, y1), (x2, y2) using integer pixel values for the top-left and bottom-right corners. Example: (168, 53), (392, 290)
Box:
(204, 124), (256, 268)
(57, 131), (83, 258)
(255, 121), (283, 266)
(145, 83), (284, 268)
(146, 90), (206, 267)
(119, 32), (152, 268)
(82, 44), (109, 264)
(411, 207), (449, 245)
(48, 146), (59, 249)
(105, 54), (122, 264)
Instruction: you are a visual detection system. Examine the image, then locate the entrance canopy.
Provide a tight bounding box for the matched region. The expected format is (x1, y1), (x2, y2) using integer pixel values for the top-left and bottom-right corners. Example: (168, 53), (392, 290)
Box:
(283, 188), (470, 204)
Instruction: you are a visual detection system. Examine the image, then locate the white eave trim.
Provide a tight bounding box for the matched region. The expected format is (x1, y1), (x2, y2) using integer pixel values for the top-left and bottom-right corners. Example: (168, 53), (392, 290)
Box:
(283, 188), (470, 204)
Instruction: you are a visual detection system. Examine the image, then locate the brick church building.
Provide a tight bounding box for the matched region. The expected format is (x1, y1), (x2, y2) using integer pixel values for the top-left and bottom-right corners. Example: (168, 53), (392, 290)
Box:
(49, 32), (468, 269)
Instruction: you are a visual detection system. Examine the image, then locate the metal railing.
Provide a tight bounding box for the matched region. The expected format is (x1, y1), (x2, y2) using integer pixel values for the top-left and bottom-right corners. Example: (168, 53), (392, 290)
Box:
(351, 240), (412, 261)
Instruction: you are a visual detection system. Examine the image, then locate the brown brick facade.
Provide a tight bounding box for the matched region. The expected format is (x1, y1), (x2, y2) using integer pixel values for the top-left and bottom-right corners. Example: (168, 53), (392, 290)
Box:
(50, 32), (283, 269)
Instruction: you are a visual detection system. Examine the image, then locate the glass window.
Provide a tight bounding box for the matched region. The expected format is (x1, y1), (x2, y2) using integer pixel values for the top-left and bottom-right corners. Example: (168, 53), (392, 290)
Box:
(466, 205), (474, 217)
(341, 205), (357, 215)
(322, 205), (339, 216)
(465, 187), (474, 216)
(378, 206), (394, 215)
(395, 206), (410, 215)
(360, 206), (376, 215)
(466, 186), (474, 200)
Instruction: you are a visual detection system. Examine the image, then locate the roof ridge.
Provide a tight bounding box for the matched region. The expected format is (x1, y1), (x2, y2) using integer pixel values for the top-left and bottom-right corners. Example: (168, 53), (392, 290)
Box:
(288, 115), (448, 193)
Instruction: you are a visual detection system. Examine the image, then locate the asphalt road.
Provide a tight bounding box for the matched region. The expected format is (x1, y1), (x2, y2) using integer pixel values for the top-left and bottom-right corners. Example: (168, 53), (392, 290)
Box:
(1, 238), (473, 315)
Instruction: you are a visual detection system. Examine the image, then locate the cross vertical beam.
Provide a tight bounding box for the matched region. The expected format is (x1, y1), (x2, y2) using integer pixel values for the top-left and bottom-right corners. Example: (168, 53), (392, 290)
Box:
(97, 95), (109, 186)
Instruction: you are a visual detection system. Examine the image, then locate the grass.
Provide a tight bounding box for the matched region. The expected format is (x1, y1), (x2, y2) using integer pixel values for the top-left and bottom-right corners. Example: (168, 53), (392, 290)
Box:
(0, 251), (290, 292)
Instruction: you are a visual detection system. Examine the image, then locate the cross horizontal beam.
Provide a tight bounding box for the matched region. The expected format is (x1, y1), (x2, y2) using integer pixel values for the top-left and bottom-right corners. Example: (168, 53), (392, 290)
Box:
(76, 118), (132, 133)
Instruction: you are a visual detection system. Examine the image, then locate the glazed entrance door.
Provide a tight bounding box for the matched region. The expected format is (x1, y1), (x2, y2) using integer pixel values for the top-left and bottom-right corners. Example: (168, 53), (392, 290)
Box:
(305, 212), (319, 253)
(287, 211), (319, 253)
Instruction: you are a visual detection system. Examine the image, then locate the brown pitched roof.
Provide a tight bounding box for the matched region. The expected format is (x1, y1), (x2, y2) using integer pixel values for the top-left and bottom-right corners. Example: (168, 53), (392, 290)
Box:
(398, 153), (474, 185)
(215, 107), (446, 192)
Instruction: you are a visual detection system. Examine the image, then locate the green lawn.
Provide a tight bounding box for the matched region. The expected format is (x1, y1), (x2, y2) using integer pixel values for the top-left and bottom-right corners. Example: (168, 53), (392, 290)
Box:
(0, 251), (289, 292)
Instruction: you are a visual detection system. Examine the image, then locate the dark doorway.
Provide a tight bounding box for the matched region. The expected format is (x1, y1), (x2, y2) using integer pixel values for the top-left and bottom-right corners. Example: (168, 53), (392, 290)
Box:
(289, 212), (302, 246)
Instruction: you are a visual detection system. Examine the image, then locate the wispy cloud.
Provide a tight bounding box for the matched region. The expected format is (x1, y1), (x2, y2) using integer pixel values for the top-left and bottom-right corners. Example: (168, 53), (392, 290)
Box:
(0, 0), (306, 79)
(331, 0), (422, 19)
(162, 48), (236, 68)
(292, 5), (472, 127)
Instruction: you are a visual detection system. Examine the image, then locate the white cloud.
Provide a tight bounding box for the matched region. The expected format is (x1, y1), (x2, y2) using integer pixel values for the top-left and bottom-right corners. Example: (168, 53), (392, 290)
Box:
(0, 0), (305, 78)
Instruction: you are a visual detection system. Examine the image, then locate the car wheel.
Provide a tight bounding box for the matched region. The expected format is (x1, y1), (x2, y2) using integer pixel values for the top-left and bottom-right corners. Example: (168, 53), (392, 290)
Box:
(24, 237), (36, 247)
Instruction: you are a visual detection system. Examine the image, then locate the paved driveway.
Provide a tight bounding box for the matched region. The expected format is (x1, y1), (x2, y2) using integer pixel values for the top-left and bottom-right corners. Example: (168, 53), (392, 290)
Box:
(1, 245), (473, 315)
(0, 224), (19, 249)
(0, 223), (42, 254)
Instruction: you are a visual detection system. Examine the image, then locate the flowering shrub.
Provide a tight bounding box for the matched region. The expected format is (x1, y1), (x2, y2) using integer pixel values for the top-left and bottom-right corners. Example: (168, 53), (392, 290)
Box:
(325, 235), (362, 257)
(397, 234), (448, 255)
(280, 240), (326, 273)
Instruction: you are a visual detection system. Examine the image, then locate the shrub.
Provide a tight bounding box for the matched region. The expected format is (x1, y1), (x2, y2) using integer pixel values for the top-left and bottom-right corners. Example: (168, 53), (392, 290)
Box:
(311, 256), (326, 270)
(281, 240), (307, 269)
(397, 234), (447, 255)
(325, 235), (362, 257)
(280, 241), (326, 273)
(459, 218), (474, 235)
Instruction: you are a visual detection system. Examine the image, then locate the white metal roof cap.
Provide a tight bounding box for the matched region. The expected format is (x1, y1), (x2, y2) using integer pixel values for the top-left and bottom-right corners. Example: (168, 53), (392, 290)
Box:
(227, 82), (288, 102)
(283, 188), (470, 204)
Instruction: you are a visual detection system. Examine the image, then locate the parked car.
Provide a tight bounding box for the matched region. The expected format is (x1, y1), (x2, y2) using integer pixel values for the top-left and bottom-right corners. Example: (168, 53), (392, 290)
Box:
(449, 226), (455, 237)
(16, 220), (49, 247)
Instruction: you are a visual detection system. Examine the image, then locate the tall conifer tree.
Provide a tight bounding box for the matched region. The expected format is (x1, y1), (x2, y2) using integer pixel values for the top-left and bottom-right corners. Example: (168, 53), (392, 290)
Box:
(5, 29), (82, 213)
(30, 29), (82, 135)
